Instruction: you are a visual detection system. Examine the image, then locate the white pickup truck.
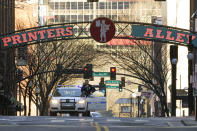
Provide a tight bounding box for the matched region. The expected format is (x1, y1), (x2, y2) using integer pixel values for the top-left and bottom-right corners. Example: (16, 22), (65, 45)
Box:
(49, 86), (106, 116)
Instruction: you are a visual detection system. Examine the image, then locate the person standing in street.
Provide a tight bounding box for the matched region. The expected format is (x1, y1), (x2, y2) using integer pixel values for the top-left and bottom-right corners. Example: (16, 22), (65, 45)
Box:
(81, 80), (95, 97)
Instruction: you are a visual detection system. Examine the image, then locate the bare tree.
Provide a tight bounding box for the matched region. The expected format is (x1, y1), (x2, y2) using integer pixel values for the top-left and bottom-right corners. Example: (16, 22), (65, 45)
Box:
(104, 40), (170, 117)
(21, 39), (98, 115)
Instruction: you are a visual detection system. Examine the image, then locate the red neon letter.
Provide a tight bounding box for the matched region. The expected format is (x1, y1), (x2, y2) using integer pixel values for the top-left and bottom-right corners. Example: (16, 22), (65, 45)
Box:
(47, 29), (55, 38)
(21, 33), (28, 43)
(65, 27), (73, 36)
(56, 28), (65, 37)
(176, 33), (185, 43)
(166, 31), (175, 41)
(37, 30), (46, 39)
(28, 32), (38, 41)
(156, 29), (164, 39)
(11, 35), (22, 45)
(144, 28), (154, 38)
(1, 36), (11, 47)
(186, 35), (196, 44)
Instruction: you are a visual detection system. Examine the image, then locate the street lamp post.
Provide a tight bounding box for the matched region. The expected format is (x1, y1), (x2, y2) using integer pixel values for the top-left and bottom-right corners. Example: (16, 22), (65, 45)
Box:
(35, 87), (40, 116)
(28, 81), (33, 116)
(187, 38), (194, 116)
(171, 58), (177, 117)
(170, 45), (178, 117)
(137, 96), (140, 117)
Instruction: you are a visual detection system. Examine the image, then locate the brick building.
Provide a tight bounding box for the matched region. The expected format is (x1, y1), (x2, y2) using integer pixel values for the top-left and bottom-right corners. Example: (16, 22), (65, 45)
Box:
(0, 0), (16, 115)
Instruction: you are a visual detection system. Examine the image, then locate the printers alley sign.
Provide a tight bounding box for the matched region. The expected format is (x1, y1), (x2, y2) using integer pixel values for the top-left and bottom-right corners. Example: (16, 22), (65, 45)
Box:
(0, 25), (73, 48)
(1, 22), (196, 48)
(132, 25), (197, 47)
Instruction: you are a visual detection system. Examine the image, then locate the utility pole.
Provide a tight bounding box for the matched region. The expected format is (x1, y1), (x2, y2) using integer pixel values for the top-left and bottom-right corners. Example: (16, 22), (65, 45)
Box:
(190, 0), (197, 120)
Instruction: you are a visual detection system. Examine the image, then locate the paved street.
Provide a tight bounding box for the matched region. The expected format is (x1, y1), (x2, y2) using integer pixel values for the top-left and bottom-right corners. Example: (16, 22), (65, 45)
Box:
(0, 116), (196, 131)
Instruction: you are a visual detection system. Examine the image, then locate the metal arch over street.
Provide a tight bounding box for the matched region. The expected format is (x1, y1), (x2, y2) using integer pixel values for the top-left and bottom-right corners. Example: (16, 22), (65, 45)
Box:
(0, 21), (197, 49)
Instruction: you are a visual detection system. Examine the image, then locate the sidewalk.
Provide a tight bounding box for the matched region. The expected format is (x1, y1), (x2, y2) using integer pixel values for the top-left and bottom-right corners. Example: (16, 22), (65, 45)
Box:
(180, 117), (197, 126)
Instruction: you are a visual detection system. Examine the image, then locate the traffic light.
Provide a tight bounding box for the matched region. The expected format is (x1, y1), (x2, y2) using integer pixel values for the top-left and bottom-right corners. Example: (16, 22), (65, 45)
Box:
(110, 67), (116, 80)
(83, 64), (93, 79)
(99, 77), (105, 89)
(121, 77), (125, 87)
(119, 83), (122, 92)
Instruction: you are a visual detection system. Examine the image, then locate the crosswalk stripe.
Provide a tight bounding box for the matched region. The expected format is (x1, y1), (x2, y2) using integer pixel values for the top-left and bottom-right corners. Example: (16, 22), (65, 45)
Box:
(107, 119), (120, 122)
(51, 120), (65, 123)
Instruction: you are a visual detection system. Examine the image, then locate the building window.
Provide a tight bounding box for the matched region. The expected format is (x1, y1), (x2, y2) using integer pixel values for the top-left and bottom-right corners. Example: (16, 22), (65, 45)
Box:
(124, 2), (129, 9)
(71, 15), (77, 22)
(65, 15), (70, 23)
(60, 15), (65, 22)
(84, 15), (90, 21)
(112, 15), (117, 21)
(60, 2), (65, 9)
(55, 2), (58, 10)
(90, 15), (93, 21)
(84, 2), (89, 9)
(78, 15), (83, 22)
(66, 2), (70, 9)
(78, 2), (83, 9)
(121, 106), (131, 113)
(71, 2), (77, 9)
(107, 2), (111, 9)
(98, 2), (105, 9)
(55, 15), (59, 22)
(90, 2), (93, 9)
(118, 2), (123, 9)
(112, 2), (117, 9)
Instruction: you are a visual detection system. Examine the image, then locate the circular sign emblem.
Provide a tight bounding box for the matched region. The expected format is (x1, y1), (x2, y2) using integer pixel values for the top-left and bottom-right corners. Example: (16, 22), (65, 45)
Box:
(90, 17), (115, 43)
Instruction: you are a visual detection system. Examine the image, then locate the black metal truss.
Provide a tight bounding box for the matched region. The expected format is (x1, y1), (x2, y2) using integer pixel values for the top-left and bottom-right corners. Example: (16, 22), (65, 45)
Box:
(0, 21), (194, 49)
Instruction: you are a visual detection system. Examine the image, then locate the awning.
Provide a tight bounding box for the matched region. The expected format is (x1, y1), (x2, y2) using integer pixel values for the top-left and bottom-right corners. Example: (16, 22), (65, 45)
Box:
(107, 38), (151, 45)
(115, 98), (132, 104)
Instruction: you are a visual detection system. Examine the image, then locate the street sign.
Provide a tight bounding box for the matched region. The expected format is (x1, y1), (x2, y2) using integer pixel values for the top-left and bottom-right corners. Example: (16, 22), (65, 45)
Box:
(93, 72), (110, 77)
(106, 85), (119, 89)
(105, 80), (120, 84)
(90, 17), (115, 43)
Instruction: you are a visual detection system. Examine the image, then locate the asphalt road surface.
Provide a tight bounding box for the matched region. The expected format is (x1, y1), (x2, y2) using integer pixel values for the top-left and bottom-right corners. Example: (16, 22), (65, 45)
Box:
(0, 116), (197, 131)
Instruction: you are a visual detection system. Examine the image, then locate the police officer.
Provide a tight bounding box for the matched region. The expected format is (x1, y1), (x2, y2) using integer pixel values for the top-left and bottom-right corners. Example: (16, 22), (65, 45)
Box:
(81, 80), (95, 97)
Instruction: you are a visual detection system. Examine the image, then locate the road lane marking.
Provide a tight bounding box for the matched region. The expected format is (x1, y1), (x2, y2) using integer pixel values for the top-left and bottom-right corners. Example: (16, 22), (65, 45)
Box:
(134, 120), (149, 122)
(0, 124), (197, 128)
(103, 126), (109, 131)
(51, 120), (65, 123)
(95, 122), (101, 131)
(90, 122), (94, 127)
(107, 119), (120, 122)
(90, 122), (101, 131)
